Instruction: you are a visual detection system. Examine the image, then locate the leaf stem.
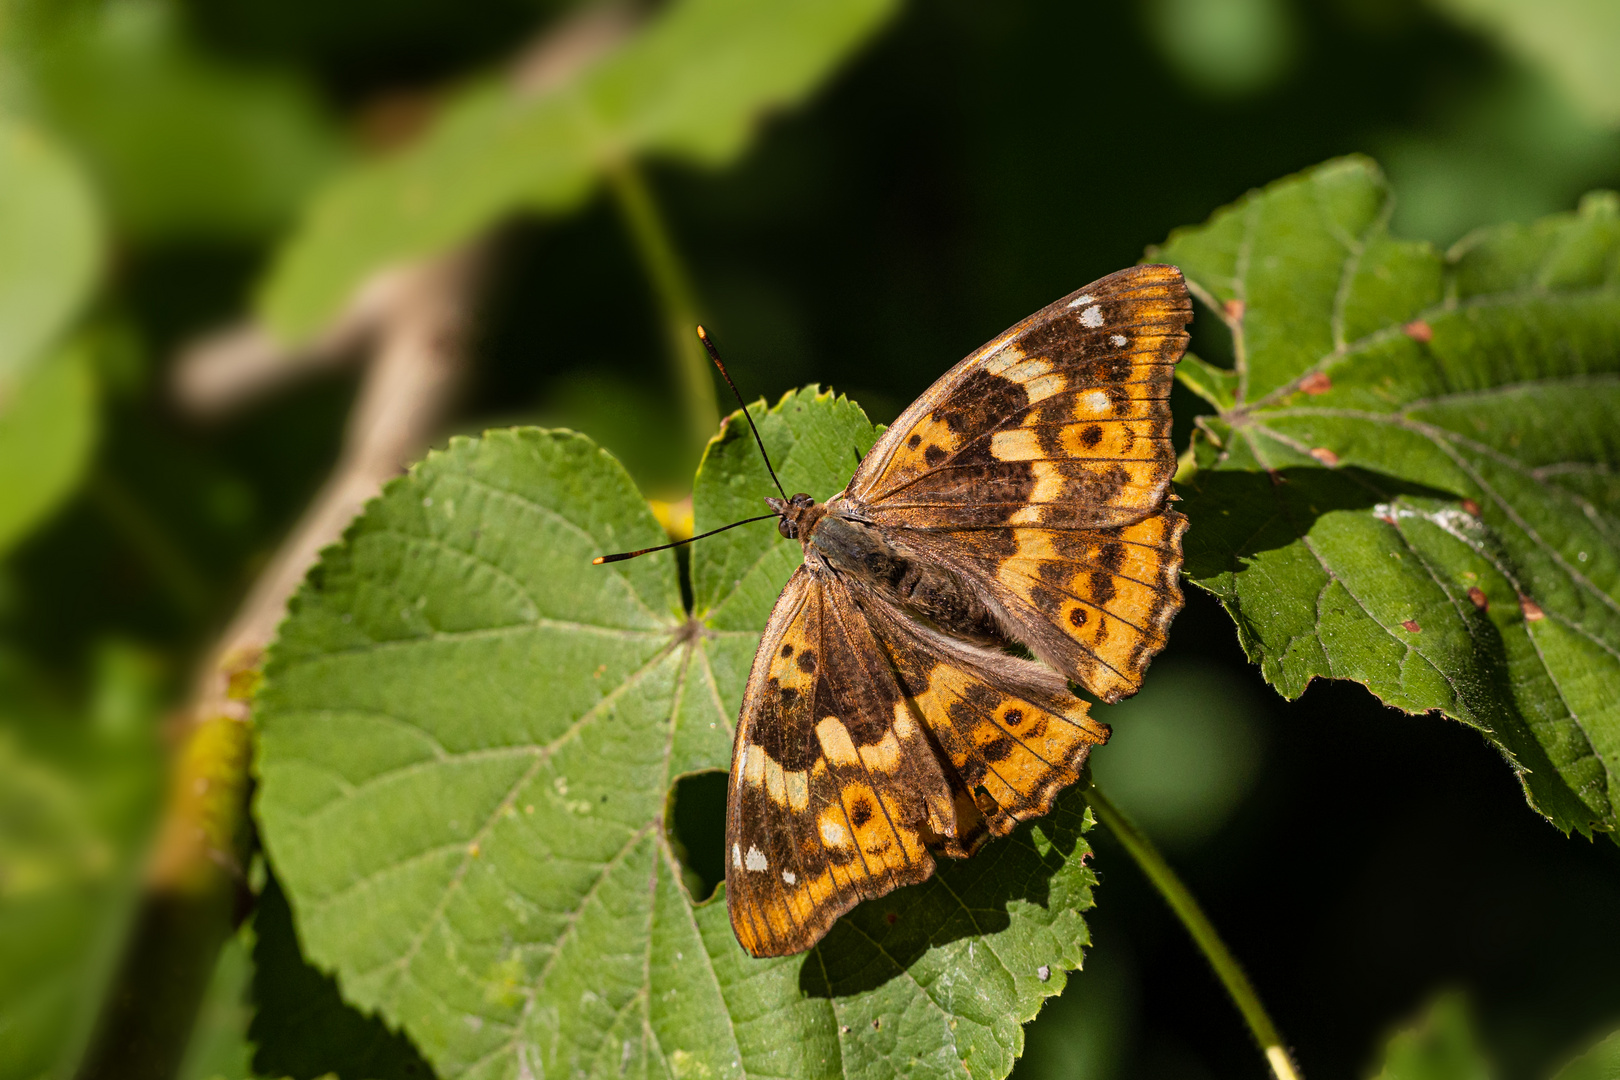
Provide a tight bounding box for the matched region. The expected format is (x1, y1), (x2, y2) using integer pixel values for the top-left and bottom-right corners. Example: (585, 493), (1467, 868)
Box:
(1083, 777), (1301, 1080)
(606, 160), (720, 456)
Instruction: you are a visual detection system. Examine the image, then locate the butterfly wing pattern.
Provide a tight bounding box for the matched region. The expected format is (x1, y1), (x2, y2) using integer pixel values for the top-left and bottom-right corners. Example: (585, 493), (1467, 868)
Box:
(726, 264), (1191, 957)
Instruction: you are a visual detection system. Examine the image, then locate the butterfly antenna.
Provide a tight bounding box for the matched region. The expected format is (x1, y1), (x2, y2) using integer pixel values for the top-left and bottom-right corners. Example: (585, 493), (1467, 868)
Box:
(697, 325), (788, 501)
(593, 513), (777, 564)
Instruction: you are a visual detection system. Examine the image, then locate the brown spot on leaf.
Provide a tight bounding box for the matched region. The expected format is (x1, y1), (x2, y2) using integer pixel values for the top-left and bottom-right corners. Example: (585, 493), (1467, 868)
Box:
(886, 912), (898, 925)
(1403, 319), (1433, 342)
(1461, 499), (1482, 517)
(1468, 587), (1488, 611)
(1223, 298), (1246, 321)
(1298, 371), (1332, 395)
(1519, 595), (1545, 621)
(1309, 447), (1340, 467)
(1401, 619), (1422, 633)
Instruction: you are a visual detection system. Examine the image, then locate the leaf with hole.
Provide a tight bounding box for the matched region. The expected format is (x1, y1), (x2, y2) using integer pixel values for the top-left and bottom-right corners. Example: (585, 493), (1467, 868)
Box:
(254, 387), (1099, 1080)
(1161, 155), (1620, 842)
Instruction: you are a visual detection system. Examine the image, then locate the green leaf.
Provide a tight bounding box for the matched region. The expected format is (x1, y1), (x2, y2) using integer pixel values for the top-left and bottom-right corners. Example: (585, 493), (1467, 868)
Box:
(7, 0), (345, 241)
(1371, 995), (1492, 1080)
(1160, 157), (1620, 842)
(249, 873), (434, 1080)
(258, 0), (901, 341)
(176, 925), (256, 1080)
(0, 116), (100, 384)
(1429, 0), (1620, 130)
(0, 338), (97, 559)
(255, 388), (1097, 1080)
(0, 645), (164, 1080)
(1552, 1027), (1620, 1080)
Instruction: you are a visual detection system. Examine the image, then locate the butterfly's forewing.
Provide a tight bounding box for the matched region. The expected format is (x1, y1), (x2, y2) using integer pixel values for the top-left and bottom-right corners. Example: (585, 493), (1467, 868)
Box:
(848, 264), (1192, 702)
(726, 570), (1111, 958)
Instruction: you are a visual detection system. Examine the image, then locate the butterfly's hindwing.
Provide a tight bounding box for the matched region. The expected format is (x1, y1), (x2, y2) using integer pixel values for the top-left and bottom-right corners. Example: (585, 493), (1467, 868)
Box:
(725, 567), (948, 958)
(856, 590), (1109, 841)
(927, 507), (1188, 703)
(726, 566), (1113, 957)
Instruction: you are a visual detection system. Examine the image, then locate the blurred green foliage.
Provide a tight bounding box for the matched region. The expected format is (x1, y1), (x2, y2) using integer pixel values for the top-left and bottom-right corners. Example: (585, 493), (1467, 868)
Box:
(1086, 660), (1265, 849)
(0, 0), (1618, 1078)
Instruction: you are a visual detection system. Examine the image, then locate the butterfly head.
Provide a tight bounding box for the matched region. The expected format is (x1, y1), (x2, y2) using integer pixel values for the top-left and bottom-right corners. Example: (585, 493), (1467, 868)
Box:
(765, 492), (822, 541)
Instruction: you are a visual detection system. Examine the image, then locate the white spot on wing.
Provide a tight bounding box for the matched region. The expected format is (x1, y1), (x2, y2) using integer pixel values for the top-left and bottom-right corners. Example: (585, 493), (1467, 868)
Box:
(745, 845), (768, 871)
(820, 818), (847, 845)
(1066, 293), (1096, 308)
(1080, 305), (1104, 328)
(1079, 389), (1112, 416)
(782, 870), (797, 885)
(732, 842), (742, 869)
(1111, 333), (1128, 347)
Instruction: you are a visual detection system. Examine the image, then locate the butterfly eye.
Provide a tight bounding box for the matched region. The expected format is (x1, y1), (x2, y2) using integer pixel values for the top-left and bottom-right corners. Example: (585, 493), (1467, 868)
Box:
(777, 518), (798, 540)
(790, 492), (814, 508)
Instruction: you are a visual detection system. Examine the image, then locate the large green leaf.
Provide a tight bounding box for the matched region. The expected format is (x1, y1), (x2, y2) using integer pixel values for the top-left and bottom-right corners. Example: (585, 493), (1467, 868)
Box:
(258, 0), (900, 341)
(255, 388), (1098, 1080)
(0, 116), (99, 385)
(0, 338), (97, 559)
(1160, 156), (1620, 842)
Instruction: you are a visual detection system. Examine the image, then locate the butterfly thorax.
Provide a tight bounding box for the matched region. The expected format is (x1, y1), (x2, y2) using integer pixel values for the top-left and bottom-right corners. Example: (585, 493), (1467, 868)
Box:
(780, 494), (1005, 644)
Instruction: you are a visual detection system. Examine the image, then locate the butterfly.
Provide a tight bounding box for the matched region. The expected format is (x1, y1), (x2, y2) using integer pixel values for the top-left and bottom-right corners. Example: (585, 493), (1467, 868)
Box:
(708, 265), (1193, 957)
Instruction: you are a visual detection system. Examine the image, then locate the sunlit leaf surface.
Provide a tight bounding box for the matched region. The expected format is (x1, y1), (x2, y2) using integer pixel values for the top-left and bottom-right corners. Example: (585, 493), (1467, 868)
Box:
(0, 117), (99, 384)
(0, 340), (97, 560)
(255, 389), (1097, 1080)
(1162, 156), (1620, 842)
